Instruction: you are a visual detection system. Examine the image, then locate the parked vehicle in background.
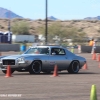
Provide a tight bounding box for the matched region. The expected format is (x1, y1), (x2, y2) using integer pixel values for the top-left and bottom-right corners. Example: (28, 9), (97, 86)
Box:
(0, 45), (86, 74)
(12, 35), (35, 43)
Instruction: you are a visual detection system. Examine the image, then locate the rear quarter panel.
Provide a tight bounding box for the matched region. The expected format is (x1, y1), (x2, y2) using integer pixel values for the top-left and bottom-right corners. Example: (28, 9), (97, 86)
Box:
(65, 49), (86, 68)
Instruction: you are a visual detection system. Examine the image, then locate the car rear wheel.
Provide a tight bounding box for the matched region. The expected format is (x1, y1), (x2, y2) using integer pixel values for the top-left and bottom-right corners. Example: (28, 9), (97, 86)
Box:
(29, 61), (42, 74)
(2, 69), (15, 74)
(68, 61), (80, 74)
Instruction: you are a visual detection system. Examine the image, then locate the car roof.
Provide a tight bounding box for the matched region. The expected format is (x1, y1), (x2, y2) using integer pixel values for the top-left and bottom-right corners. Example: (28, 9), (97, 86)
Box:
(31, 45), (66, 49)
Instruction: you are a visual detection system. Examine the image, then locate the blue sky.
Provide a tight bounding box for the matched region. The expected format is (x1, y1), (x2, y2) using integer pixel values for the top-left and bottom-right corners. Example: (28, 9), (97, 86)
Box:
(0, 0), (100, 20)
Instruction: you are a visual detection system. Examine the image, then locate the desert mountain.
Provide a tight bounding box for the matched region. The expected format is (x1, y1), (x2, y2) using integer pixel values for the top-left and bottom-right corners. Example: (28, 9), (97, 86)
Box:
(84, 16), (100, 20)
(0, 7), (23, 19)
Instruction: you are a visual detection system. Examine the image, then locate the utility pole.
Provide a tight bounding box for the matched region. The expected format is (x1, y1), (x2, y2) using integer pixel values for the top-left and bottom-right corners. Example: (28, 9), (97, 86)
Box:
(8, 10), (11, 44)
(45, 0), (48, 45)
(8, 19), (11, 32)
(8, 11), (11, 32)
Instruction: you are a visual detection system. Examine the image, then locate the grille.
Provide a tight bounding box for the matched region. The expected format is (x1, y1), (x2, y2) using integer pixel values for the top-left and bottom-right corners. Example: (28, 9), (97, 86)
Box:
(3, 60), (15, 65)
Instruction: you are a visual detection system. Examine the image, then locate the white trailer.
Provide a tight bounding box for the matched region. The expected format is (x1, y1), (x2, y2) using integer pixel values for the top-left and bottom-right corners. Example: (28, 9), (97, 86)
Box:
(12, 35), (35, 43)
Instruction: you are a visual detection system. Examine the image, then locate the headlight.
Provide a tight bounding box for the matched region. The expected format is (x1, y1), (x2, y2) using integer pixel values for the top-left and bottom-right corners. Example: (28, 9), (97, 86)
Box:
(17, 57), (25, 63)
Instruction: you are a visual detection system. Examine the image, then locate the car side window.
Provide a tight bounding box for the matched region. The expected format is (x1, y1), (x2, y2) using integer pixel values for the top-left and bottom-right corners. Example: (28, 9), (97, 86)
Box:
(40, 48), (49, 54)
(59, 49), (65, 55)
(51, 48), (58, 55)
(51, 48), (66, 55)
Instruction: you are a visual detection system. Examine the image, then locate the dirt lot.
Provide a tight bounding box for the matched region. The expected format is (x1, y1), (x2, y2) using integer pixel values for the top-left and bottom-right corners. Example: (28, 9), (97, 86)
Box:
(0, 52), (100, 100)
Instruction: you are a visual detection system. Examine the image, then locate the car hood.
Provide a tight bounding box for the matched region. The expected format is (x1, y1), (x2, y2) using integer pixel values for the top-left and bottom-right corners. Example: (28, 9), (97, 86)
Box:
(1, 54), (46, 59)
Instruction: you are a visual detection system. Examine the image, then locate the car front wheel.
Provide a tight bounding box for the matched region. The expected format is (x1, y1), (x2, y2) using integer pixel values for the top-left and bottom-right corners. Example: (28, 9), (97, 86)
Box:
(68, 61), (80, 74)
(29, 61), (42, 74)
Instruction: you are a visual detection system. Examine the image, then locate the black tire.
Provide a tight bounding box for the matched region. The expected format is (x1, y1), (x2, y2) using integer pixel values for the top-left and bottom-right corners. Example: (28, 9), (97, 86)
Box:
(2, 69), (15, 74)
(68, 61), (80, 74)
(29, 61), (42, 74)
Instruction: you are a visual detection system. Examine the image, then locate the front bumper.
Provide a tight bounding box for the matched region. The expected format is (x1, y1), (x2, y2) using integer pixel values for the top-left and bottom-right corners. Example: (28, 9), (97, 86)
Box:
(0, 67), (6, 70)
(0, 61), (31, 70)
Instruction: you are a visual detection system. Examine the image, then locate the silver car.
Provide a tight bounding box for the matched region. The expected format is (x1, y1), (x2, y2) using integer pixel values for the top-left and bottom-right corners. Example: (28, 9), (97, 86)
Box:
(0, 45), (86, 74)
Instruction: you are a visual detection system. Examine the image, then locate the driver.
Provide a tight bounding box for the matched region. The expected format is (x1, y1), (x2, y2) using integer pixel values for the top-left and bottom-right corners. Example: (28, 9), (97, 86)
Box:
(34, 49), (40, 54)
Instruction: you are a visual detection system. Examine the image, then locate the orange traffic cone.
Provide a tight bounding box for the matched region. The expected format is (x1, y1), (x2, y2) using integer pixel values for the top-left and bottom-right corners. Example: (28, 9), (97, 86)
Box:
(5, 65), (12, 77)
(52, 65), (59, 77)
(92, 51), (96, 60)
(97, 54), (100, 62)
(82, 63), (88, 70)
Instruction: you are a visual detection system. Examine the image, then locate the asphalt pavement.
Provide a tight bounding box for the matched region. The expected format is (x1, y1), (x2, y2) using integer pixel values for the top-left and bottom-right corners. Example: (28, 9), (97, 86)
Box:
(0, 52), (100, 100)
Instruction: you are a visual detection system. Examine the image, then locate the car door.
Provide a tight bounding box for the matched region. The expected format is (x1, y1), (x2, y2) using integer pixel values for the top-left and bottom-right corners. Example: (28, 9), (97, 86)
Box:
(49, 47), (69, 70)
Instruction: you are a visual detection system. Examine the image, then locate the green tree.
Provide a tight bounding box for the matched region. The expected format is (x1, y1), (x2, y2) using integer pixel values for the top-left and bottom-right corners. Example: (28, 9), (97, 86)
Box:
(36, 22), (67, 43)
(36, 21), (86, 43)
(11, 21), (30, 35)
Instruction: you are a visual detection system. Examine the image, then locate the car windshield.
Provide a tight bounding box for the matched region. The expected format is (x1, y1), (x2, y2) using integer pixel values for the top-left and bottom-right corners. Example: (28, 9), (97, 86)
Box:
(24, 47), (49, 54)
